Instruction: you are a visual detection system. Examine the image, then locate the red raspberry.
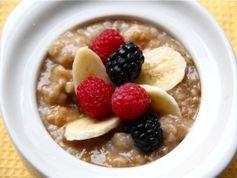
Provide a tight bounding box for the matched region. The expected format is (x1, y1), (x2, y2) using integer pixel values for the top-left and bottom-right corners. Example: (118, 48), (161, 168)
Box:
(77, 77), (114, 118)
(91, 29), (125, 63)
(111, 83), (150, 120)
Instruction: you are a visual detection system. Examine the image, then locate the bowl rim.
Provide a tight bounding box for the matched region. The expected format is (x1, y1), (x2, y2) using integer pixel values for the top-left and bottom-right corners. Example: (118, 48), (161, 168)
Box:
(0, 1), (237, 177)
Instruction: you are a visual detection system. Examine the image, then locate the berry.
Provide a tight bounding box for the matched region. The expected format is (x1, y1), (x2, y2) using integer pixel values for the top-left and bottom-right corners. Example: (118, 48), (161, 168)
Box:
(76, 77), (114, 118)
(123, 111), (163, 154)
(91, 29), (125, 63)
(106, 42), (144, 86)
(111, 83), (150, 120)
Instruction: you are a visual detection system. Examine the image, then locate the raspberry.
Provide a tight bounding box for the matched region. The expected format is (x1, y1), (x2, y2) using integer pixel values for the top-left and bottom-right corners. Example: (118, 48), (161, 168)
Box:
(123, 111), (163, 153)
(76, 77), (114, 118)
(91, 29), (125, 63)
(111, 83), (150, 120)
(106, 42), (144, 86)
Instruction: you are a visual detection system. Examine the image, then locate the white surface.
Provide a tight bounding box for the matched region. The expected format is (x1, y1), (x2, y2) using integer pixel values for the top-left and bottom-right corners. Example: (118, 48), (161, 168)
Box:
(0, 1), (237, 178)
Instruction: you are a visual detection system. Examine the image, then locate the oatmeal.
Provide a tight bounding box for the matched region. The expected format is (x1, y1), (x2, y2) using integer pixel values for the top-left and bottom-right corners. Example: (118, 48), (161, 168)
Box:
(37, 19), (201, 167)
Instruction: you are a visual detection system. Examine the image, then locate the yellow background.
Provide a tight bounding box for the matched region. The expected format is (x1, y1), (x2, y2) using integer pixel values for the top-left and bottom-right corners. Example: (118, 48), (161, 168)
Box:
(0, 0), (236, 177)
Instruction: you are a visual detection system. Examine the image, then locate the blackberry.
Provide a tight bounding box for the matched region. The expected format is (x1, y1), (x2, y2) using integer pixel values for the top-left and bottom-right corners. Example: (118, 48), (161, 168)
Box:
(105, 42), (144, 86)
(123, 111), (163, 154)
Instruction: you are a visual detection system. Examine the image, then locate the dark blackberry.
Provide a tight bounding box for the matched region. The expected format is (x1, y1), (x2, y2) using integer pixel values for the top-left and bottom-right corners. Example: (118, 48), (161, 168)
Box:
(105, 42), (144, 86)
(123, 111), (163, 154)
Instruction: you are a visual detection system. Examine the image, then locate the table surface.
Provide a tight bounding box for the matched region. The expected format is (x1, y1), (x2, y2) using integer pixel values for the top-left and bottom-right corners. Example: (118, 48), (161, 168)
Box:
(0, 1), (237, 177)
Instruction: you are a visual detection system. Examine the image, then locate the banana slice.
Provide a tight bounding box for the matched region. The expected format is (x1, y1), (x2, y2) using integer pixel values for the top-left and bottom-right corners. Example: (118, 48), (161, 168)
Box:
(64, 115), (120, 141)
(140, 84), (181, 117)
(137, 46), (186, 91)
(72, 46), (110, 91)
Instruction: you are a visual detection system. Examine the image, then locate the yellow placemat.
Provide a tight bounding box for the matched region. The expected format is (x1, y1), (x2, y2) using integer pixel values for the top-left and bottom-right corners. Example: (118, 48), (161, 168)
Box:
(0, 1), (236, 178)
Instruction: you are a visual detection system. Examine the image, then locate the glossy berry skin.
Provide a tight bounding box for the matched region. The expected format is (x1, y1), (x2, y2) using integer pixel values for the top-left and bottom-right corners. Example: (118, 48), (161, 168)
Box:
(106, 42), (144, 86)
(76, 77), (114, 118)
(91, 29), (125, 64)
(123, 111), (163, 154)
(111, 83), (150, 120)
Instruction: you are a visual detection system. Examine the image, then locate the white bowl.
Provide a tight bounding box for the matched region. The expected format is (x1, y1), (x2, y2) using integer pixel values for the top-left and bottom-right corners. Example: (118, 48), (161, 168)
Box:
(0, 1), (237, 178)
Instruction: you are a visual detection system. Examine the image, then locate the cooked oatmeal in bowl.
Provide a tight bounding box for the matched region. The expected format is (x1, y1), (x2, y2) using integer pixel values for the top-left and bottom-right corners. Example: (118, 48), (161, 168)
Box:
(37, 18), (201, 168)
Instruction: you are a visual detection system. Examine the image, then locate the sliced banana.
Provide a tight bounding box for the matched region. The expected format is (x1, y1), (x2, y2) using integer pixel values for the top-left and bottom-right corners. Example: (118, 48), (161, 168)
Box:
(140, 84), (181, 117)
(137, 46), (186, 91)
(72, 46), (110, 91)
(64, 115), (120, 141)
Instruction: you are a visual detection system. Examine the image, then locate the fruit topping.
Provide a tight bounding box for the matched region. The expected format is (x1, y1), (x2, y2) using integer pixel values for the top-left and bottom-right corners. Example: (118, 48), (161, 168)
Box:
(106, 42), (144, 86)
(64, 115), (120, 141)
(140, 85), (181, 117)
(91, 29), (125, 64)
(77, 77), (114, 118)
(72, 47), (110, 91)
(123, 111), (163, 153)
(111, 83), (150, 120)
(69, 32), (184, 142)
(137, 46), (186, 91)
